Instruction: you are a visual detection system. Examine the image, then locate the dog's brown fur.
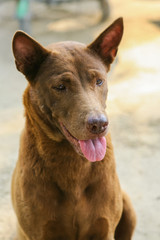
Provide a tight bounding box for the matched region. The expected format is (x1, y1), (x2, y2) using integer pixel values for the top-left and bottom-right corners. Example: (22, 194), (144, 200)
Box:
(12, 18), (136, 240)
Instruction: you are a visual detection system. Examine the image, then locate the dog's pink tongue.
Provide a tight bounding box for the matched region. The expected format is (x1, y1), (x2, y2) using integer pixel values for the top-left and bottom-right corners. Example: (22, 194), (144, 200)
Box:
(79, 137), (106, 162)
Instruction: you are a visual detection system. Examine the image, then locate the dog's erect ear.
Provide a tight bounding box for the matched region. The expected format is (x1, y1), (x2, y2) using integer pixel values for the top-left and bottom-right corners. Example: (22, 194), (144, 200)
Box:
(12, 31), (49, 82)
(88, 18), (123, 66)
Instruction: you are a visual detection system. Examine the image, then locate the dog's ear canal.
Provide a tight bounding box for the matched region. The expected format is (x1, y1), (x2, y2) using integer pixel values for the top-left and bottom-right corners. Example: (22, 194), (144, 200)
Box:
(88, 18), (123, 66)
(12, 31), (49, 82)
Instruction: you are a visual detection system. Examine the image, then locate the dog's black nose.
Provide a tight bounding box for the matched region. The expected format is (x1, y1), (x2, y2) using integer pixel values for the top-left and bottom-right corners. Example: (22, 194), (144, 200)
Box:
(86, 114), (109, 135)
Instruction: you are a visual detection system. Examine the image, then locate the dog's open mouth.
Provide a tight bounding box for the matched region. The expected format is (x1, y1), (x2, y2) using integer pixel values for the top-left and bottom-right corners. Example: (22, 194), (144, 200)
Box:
(60, 123), (106, 162)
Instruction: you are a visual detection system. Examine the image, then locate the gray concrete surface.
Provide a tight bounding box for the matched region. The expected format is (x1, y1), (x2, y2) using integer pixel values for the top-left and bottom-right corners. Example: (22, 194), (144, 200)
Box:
(0, 0), (160, 239)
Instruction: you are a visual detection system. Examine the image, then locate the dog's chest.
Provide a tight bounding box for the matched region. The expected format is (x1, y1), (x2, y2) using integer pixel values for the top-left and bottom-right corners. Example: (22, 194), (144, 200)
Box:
(22, 156), (119, 239)
(41, 181), (108, 240)
(34, 163), (106, 238)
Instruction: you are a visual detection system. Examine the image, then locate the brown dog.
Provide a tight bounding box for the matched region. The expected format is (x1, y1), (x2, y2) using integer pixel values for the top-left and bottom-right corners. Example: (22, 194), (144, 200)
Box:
(12, 18), (136, 240)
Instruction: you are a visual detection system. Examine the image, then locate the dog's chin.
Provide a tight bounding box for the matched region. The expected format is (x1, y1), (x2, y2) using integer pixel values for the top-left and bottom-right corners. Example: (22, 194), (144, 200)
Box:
(59, 122), (107, 162)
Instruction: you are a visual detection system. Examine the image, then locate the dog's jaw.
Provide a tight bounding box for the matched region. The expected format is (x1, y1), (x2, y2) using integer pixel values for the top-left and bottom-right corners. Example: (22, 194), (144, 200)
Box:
(59, 122), (107, 162)
(59, 122), (83, 155)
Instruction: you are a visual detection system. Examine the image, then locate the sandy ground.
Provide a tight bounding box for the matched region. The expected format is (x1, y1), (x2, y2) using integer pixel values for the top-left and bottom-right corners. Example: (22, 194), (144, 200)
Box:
(0, 0), (160, 239)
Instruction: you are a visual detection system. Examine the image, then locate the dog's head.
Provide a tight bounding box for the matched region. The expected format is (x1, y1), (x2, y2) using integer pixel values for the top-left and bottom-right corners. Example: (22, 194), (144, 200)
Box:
(12, 18), (123, 162)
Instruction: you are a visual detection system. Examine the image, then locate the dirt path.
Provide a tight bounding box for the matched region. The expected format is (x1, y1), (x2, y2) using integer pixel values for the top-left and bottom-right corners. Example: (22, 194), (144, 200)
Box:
(0, 0), (160, 239)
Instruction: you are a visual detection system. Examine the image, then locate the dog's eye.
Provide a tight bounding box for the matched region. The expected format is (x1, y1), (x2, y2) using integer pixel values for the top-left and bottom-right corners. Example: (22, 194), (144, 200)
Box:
(57, 84), (66, 91)
(52, 84), (66, 91)
(96, 79), (103, 86)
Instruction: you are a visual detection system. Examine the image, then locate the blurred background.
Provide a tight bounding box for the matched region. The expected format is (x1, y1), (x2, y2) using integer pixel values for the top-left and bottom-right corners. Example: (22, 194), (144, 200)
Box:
(0, 0), (160, 239)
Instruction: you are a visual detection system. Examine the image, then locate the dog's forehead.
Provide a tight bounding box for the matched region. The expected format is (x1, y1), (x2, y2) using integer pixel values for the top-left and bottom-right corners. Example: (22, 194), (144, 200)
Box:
(46, 41), (105, 71)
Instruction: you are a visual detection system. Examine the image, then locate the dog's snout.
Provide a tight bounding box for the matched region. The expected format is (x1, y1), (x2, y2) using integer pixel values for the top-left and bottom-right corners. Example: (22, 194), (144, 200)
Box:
(86, 114), (109, 135)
